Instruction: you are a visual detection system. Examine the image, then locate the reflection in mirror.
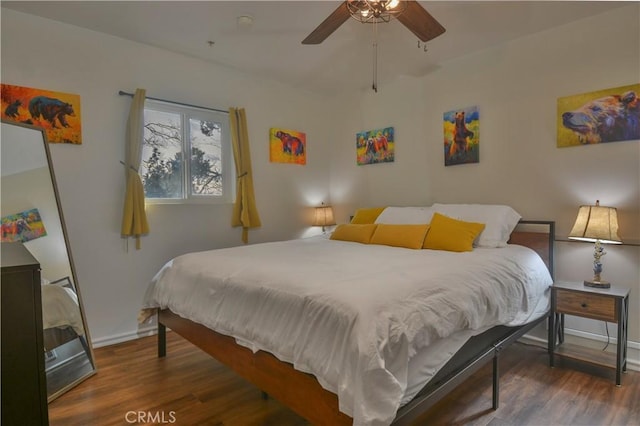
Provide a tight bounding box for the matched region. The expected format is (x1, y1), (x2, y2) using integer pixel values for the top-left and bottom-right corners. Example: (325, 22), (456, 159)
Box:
(1, 120), (96, 401)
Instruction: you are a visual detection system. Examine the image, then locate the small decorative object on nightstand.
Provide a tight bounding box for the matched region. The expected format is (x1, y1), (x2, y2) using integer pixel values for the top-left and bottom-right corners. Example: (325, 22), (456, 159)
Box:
(313, 203), (336, 233)
(568, 200), (622, 288)
(549, 281), (630, 386)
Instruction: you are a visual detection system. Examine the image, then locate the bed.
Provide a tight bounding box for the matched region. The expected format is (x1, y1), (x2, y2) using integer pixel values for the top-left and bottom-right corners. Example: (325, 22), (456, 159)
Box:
(41, 279), (86, 351)
(141, 205), (554, 426)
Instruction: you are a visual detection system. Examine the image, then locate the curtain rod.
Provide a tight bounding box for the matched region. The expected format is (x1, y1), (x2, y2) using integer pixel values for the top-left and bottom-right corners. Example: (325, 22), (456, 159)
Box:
(118, 90), (228, 114)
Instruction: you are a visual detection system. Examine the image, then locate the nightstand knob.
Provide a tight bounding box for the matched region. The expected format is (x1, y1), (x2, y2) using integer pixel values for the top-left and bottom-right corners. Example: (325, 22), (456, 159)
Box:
(581, 303), (588, 308)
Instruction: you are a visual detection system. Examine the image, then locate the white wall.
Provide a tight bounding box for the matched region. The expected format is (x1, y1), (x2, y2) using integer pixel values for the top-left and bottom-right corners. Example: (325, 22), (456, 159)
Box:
(1, 8), (346, 345)
(332, 4), (640, 362)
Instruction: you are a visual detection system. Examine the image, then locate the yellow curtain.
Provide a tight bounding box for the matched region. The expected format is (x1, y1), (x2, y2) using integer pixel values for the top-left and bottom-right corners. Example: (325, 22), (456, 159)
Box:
(121, 88), (149, 249)
(229, 107), (261, 243)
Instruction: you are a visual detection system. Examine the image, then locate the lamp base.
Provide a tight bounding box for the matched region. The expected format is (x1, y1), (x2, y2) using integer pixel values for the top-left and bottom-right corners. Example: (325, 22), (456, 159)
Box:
(584, 279), (611, 289)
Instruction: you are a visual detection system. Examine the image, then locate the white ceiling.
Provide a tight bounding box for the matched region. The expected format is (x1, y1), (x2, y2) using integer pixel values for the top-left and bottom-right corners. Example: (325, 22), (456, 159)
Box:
(2, 1), (627, 95)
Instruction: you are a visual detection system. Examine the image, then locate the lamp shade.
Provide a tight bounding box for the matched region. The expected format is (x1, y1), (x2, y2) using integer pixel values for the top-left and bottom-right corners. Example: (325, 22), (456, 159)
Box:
(313, 205), (336, 227)
(568, 201), (622, 244)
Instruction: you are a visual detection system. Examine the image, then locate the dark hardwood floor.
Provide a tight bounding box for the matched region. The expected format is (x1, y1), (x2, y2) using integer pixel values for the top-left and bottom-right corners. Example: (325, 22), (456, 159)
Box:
(49, 332), (639, 425)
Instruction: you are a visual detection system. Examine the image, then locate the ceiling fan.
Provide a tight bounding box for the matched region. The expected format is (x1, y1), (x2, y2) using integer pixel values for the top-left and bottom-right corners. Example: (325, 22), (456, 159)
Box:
(302, 0), (446, 45)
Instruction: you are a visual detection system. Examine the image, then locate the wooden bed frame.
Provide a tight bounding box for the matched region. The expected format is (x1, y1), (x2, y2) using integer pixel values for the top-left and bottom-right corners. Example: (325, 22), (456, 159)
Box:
(156, 220), (555, 425)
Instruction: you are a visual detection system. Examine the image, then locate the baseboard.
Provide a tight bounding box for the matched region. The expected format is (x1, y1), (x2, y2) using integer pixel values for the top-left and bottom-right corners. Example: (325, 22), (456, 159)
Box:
(521, 329), (640, 372)
(91, 324), (157, 348)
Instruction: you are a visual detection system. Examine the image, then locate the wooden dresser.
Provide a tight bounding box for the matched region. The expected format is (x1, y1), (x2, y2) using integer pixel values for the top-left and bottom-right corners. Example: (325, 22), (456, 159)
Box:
(1, 242), (49, 425)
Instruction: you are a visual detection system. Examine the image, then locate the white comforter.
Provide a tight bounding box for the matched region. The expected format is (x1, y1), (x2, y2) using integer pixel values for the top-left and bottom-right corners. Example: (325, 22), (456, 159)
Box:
(142, 236), (551, 425)
(41, 284), (84, 336)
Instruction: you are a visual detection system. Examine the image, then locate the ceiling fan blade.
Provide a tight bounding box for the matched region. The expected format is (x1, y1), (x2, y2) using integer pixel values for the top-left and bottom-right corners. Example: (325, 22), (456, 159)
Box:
(302, 2), (350, 44)
(396, 0), (446, 42)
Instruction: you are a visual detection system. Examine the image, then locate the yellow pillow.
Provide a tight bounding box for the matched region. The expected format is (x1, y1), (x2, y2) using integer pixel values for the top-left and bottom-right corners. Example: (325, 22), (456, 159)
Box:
(370, 224), (430, 250)
(330, 224), (377, 244)
(423, 213), (485, 252)
(350, 207), (386, 224)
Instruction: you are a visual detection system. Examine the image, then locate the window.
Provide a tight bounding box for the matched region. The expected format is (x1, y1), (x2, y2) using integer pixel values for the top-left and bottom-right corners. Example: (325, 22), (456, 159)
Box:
(140, 100), (234, 204)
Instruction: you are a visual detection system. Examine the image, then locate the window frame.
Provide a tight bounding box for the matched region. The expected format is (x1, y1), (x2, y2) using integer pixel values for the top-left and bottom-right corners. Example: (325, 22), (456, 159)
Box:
(141, 99), (234, 205)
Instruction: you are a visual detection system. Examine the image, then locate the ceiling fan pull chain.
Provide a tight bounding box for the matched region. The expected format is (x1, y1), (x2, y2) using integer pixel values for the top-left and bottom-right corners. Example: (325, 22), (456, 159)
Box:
(372, 20), (378, 93)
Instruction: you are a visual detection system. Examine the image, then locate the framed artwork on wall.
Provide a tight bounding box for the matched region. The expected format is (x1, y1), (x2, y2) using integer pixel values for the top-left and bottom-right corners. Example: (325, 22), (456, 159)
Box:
(356, 126), (395, 165)
(443, 106), (479, 166)
(270, 128), (306, 165)
(1, 83), (82, 144)
(557, 83), (639, 147)
(1, 208), (47, 243)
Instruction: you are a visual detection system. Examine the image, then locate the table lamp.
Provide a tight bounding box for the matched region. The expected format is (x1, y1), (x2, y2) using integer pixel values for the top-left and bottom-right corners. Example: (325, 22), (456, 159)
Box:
(313, 203), (336, 233)
(568, 200), (622, 288)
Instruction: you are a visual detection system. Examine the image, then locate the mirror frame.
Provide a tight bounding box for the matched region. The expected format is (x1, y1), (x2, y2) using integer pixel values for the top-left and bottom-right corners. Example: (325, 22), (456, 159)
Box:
(1, 119), (97, 401)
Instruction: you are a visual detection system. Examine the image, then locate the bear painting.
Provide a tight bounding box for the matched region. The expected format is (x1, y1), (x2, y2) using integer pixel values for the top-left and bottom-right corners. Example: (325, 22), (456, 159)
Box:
(28, 96), (76, 129)
(1, 84), (82, 144)
(443, 106), (479, 166)
(356, 126), (395, 166)
(557, 83), (640, 147)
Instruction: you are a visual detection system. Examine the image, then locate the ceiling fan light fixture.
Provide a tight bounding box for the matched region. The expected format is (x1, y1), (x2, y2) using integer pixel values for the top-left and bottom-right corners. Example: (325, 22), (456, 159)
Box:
(386, 0), (400, 10)
(346, 0), (407, 24)
(300, 0), (446, 94)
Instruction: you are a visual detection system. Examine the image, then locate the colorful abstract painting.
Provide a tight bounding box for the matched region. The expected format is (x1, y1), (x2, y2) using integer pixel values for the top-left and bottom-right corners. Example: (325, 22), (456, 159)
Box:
(1, 84), (82, 144)
(270, 128), (306, 165)
(557, 83), (640, 147)
(356, 127), (395, 165)
(443, 106), (479, 166)
(1, 208), (47, 243)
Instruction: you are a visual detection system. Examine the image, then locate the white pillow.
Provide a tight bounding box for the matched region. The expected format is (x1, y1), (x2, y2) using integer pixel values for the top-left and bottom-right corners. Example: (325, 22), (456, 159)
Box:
(374, 206), (435, 224)
(431, 204), (521, 248)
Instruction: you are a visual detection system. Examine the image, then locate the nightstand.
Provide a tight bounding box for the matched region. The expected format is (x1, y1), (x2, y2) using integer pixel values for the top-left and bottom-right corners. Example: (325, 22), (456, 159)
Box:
(549, 281), (630, 386)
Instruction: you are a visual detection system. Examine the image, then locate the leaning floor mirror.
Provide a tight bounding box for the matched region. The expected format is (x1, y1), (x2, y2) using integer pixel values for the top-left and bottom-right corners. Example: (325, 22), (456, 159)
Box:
(1, 120), (96, 401)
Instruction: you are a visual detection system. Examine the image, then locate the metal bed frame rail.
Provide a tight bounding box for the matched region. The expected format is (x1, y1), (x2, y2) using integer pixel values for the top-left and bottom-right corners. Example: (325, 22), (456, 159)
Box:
(392, 314), (548, 425)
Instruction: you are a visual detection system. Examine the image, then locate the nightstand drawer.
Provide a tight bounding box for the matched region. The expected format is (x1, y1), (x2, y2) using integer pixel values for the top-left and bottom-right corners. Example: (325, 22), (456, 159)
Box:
(555, 289), (617, 322)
